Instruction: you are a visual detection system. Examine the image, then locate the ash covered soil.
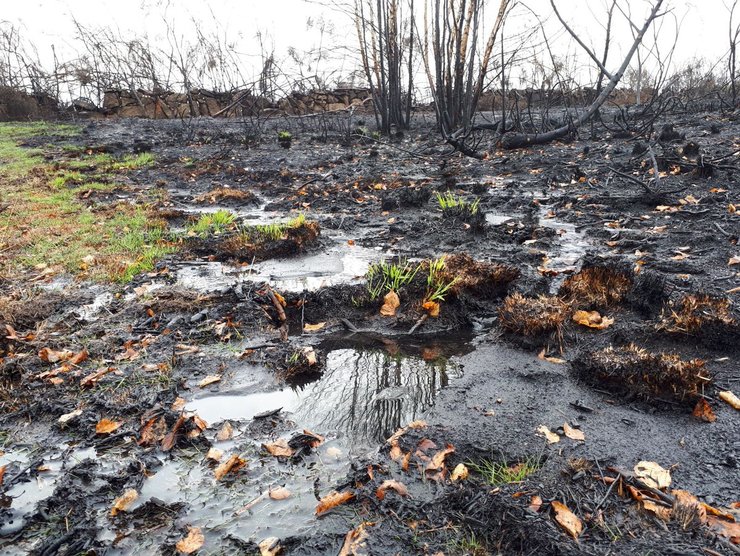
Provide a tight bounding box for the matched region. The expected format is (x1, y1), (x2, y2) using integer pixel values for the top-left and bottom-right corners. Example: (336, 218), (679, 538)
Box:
(1, 112), (739, 555)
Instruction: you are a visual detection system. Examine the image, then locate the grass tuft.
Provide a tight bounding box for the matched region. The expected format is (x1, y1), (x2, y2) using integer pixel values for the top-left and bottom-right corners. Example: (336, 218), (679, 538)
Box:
(467, 457), (542, 486)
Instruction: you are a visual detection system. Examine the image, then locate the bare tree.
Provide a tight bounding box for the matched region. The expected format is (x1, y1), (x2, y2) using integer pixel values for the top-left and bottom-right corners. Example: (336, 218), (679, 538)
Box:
(501, 0), (665, 149)
(728, 0), (740, 105)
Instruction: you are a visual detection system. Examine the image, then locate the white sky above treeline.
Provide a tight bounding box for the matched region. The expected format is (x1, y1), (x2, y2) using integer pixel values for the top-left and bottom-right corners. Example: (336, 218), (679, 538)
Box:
(3, 0), (734, 93)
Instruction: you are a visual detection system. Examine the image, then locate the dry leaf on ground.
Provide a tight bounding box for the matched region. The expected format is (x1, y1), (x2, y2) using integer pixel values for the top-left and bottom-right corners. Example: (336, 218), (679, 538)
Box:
(264, 438), (294, 457)
(176, 526), (205, 554)
(139, 416), (168, 446)
(258, 537), (281, 556)
(538, 348), (566, 364)
(422, 300), (440, 318)
(205, 447), (223, 462)
(380, 290), (400, 317)
(96, 418), (122, 435)
(643, 499), (672, 521)
(563, 423), (585, 441)
(216, 422), (233, 441)
(58, 409), (83, 424)
(572, 310), (614, 330)
(316, 490), (355, 515)
(214, 454), (246, 480)
(426, 445), (455, 474)
(537, 425), (560, 444)
(451, 463), (469, 482)
(719, 390), (740, 410)
(269, 486), (291, 500)
(551, 500), (583, 538)
(339, 522), (374, 556)
(375, 480), (409, 500)
(198, 375), (221, 388)
(692, 398), (717, 422)
(110, 488), (138, 516)
(529, 495), (543, 512)
(303, 322), (326, 332)
(634, 461), (671, 490)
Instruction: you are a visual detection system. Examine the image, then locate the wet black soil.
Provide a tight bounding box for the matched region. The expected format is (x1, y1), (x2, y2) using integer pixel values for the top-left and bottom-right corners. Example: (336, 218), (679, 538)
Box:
(1, 111), (739, 555)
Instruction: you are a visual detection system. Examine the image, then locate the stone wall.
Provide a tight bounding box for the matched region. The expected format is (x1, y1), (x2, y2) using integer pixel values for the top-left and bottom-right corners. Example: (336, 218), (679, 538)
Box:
(99, 87), (372, 118)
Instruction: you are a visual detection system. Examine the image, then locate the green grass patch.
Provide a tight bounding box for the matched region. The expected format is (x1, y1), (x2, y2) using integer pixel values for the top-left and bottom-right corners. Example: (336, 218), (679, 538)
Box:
(188, 209), (236, 236)
(237, 213), (307, 242)
(366, 258), (420, 300)
(425, 256), (458, 302)
(467, 457), (541, 486)
(0, 122), (172, 282)
(436, 191), (480, 215)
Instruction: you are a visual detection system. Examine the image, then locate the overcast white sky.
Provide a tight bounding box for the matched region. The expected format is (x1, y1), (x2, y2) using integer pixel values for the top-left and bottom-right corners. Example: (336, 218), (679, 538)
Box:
(2, 0), (734, 90)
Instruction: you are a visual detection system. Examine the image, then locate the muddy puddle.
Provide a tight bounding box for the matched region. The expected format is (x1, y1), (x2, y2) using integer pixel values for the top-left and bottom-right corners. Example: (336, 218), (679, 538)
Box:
(175, 238), (386, 293)
(108, 336), (473, 549)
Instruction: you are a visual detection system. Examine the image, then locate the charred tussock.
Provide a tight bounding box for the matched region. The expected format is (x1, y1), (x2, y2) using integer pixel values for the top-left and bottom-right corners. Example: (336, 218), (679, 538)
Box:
(657, 294), (737, 341)
(380, 185), (431, 210)
(443, 253), (520, 299)
(572, 344), (709, 404)
(196, 220), (320, 262)
(560, 265), (632, 309)
(498, 292), (570, 337)
(194, 186), (258, 206)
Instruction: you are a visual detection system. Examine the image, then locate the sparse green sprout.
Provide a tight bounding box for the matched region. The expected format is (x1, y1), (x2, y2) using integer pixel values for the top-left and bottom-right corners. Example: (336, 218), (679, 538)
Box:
(366, 259), (420, 300)
(466, 457), (541, 486)
(188, 209), (236, 236)
(278, 131), (292, 141)
(237, 213), (308, 242)
(371, 131), (381, 140)
(436, 191), (480, 215)
(425, 256), (459, 302)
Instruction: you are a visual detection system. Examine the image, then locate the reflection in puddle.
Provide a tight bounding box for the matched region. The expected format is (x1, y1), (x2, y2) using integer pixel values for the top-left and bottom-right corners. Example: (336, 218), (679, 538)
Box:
(538, 206), (589, 292)
(189, 341), (467, 450)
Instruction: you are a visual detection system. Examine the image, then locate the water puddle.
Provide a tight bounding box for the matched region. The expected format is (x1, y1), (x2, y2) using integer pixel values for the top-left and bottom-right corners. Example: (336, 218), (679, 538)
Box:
(176, 240), (385, 293)
(0, 446), (97, 536)
(99, 335), (475, 548)
(537, 206), (589, 291)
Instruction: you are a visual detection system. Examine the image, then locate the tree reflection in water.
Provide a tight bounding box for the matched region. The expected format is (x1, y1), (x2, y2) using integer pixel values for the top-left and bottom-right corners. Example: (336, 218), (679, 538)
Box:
(292, 348), (463, 450)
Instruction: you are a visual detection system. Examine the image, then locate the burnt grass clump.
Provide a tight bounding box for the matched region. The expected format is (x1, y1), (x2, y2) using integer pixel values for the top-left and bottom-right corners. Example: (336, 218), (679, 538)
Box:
(443, 253), (520, 298)
(572, 344), (709, 404)
(498, 293), (571, 337)
(559, 265), (632, 309)
(380, 186), (431, 210)
(190, 220), (320, 263)
(657, 293), (738, 345)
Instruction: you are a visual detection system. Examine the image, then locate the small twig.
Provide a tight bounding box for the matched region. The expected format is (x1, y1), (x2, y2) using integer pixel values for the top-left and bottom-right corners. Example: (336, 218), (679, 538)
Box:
(593, 473), (621, 513)
(266, 288), (286, 322)
(407, 313), (429, 334)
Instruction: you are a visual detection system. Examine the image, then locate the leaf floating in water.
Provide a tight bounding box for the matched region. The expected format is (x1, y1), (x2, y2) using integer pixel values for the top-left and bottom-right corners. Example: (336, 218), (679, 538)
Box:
(176, 526), (205, 554)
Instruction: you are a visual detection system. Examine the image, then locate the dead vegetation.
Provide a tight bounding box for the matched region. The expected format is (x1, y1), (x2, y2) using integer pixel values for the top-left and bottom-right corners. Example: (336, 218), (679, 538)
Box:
(572, 344), (709, 404)
(560, 266), (632, 309)
(657, 294), (736, 338)
(443, 254), (519, 298)
(498, 293), (570, 337)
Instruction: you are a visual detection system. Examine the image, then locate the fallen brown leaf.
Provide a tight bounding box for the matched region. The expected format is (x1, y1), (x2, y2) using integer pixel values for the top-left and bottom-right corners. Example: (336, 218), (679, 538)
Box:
(551, 500), (583, 538)
(529, 495), (543, 512)
(216, 422), (233, 441)
(96, 418), (122, 435)
(634, 461), (671, 490)
(176, 526), (205, 554)
(269, 487), (291, 500)
(719, 390), (740, 410)
(422, 300), (440, 318)
(258, 537), (281, 556)
(198, 375), (221, 388)
(205, 447), (223, 462)
(264, 438), (294, 457)
(339, 522), (374, 556)
(110, 488), (138, 516)
(162, 415), (187, 451)
(58, 409), (83, 424)
(563, 423), (585, 441)
(380, 290), (400, 317)
(537, 425), (560, 444)
(303, 322), (326, 332)
(139, 416), (168, 446)
(426, 445), (455, 476)
(692, 398), (716, 422)
(451, 463), (469, 482)
(214, 454), (246, 480)
(572, 310), (614, 330)
(316, 490), (355, 515)
(80, 366), (118, 388)
(643, 499), (672, 521)
(538, 348), (566, 364)
(375, 480), (409, 500)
